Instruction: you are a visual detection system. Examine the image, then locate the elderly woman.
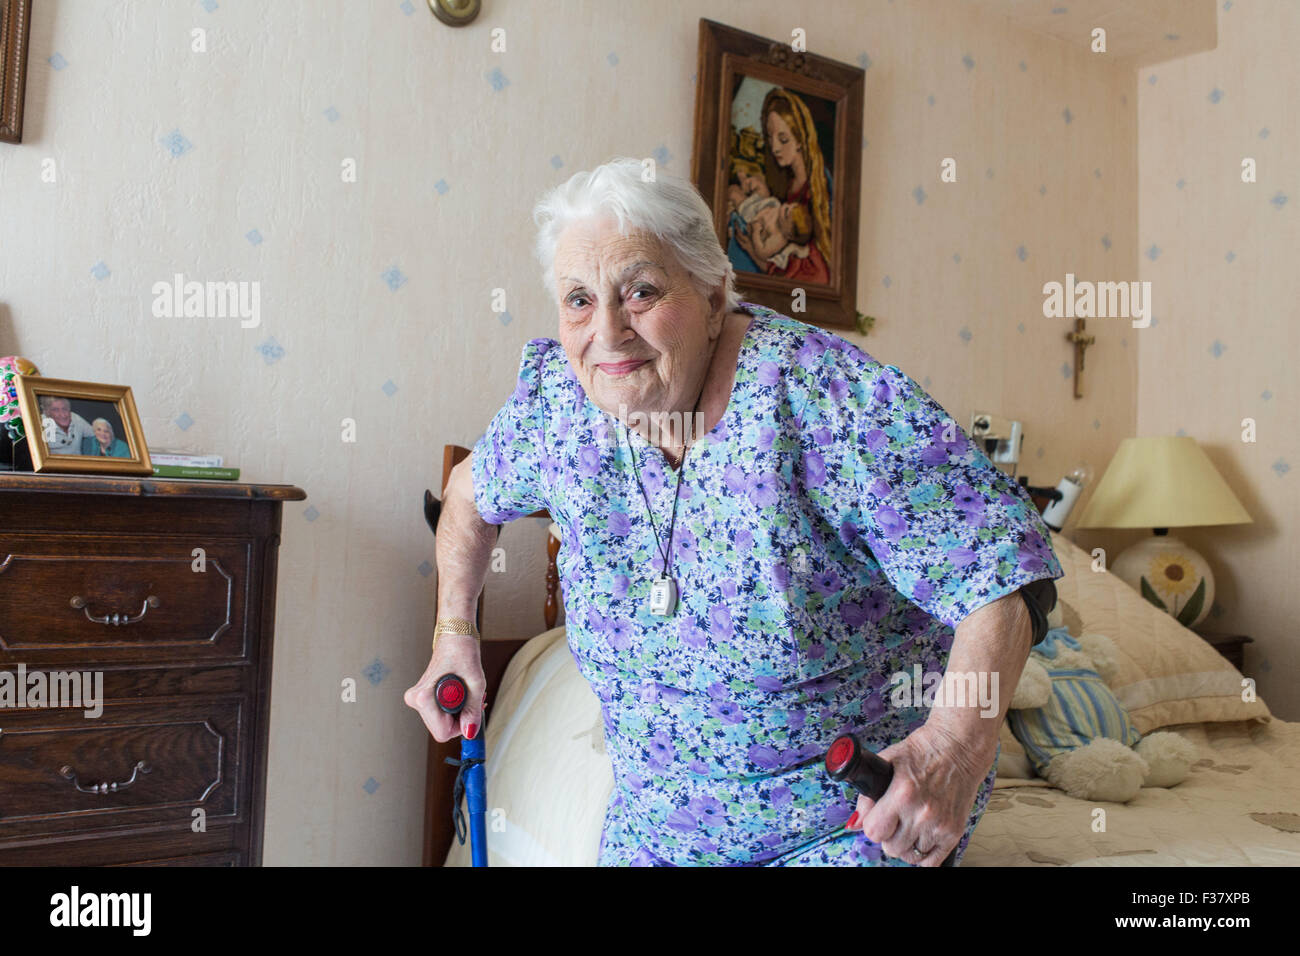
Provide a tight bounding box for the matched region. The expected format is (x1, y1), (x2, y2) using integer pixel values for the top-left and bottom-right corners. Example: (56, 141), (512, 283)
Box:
(406, 158), (1063, 867)
(81, 418), (130, 458)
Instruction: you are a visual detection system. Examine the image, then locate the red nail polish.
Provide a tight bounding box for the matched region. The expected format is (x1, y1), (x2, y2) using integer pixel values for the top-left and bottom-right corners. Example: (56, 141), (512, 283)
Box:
(847, 811), (860, 830)
(466, 723), (478, 740)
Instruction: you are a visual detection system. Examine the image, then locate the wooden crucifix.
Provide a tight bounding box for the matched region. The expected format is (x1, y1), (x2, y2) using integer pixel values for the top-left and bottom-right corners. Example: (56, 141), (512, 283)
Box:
(1066, 319), (1096, 399)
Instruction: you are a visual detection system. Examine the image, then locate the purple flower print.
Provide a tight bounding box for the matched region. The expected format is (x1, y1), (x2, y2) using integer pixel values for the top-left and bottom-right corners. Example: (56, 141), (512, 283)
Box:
(539, 454), (561, 486)
(707, 682), (729, 700)
(611, 574), (630, 598)
(812, 568), (842, 595)
(754, 675), (785, 693)
(808, 642), (826, 660)
(747, 472), (780, 508)
(874, 504), (908, 541)
(606, 617), (633, 652)
(625, 773), (645, 792)
(679, 616), (709, 650)
(758, 426), (776, 452)
(578, 445), (601, 477)
(952, 483), (987, 520)
(630, 847), (658, 866)
(708, 603), (733, 640)
(721, 578), (738, 600)
(855, 838), (885, 863)
(647, 731), (676, 770)
(747, 744), (782, 770)
(676, 528), (698, 565)
(865, 591), (892, 623)
(666, 806), (698, 832)
(1017, 546), (1047, 575)
(912, 578), (934, 608)
(556, 416), (572, 440)
(759, 832), (784, 848)
(867, 476), (892, 499)
(688, 758), (710, 775)
(770, 786), (793, 810)
(840, 599), (867, 628)
(709, 700), (744, 724)
(803, 451), (826, 488)
(795, 337), (827, 367)
(771, 562), (791, 590)
(786, 708), (807, 732)
(735, 528), (754, 551)
(947, 546), (978, 569)
(812, 425), (832, 446)
(838, 519), (859, 549)
(862, 690), (886, 721)
(864, 428), (888, 455)
(828, 378), (850, 403)
(607, 510), (632, 537)
(724, 464), (748, 496)
(689, 795), (725, 827)
(872, 372), (898, 404)
(825, 802), (854, 828)
(641, 457), (666, 495)
(757, 361), (782, 385)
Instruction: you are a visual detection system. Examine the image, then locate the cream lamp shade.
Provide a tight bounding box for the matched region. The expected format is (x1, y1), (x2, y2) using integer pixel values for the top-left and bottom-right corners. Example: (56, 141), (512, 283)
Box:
(1073, 436), (1252, 630)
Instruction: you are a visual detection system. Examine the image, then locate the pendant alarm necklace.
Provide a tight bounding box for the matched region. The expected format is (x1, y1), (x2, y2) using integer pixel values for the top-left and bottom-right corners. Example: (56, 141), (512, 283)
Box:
(624, 370), (710, 618)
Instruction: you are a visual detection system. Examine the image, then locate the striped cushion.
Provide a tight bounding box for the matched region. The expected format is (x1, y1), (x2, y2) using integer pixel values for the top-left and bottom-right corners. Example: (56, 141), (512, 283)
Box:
(1007, 666), (1141, 777)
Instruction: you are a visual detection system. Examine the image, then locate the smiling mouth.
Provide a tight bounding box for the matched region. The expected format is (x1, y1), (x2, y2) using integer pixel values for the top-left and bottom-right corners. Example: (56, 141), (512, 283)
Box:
(598, 359), (649, 375)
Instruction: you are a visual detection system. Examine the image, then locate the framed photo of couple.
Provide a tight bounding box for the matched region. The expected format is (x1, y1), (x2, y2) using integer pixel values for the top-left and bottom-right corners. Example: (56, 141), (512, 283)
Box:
(13, 376), (153, 475)
(691, 19), (865, 330)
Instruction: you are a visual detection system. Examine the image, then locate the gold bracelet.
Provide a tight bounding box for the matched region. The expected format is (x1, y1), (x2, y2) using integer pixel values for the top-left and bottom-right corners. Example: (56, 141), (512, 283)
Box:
(432, 616), (480, 653)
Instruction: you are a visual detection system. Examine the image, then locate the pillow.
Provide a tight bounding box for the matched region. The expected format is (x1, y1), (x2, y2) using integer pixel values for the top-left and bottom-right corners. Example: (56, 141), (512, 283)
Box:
(1048, 532), (1270, 733)
(443, 627), (610, 867)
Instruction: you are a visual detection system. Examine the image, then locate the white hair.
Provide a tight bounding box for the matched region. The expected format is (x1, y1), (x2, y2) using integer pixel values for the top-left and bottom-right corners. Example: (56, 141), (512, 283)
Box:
(532, 157), (741, 312)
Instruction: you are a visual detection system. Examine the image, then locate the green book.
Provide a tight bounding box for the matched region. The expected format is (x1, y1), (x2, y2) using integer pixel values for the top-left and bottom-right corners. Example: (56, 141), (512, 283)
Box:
(151, 465), (241, 480)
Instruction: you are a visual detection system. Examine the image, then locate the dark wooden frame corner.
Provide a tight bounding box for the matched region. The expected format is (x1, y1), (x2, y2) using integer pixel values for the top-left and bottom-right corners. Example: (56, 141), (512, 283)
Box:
(691, 18), (865, 331)
(0, 0), (32, 144)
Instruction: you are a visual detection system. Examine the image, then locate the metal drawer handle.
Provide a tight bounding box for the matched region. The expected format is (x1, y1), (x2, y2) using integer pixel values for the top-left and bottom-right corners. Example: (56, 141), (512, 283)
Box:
(69, 594), (160, 626)
(60, 760), (152, 794)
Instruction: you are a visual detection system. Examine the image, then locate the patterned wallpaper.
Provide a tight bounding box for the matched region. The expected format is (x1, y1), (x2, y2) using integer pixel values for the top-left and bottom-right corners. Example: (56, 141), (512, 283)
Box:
(2, 0), (1273, 864)
(1135, 0), (1299, 719)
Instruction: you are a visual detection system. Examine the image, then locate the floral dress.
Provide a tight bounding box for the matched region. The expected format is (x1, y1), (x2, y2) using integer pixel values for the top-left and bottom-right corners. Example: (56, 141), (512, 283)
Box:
(472, 303), (1064, 866)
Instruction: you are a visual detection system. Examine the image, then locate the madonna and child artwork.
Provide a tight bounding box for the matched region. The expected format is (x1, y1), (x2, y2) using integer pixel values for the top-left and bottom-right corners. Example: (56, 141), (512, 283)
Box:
(692, 19), (864, 329)
(725, 79), (836, 288)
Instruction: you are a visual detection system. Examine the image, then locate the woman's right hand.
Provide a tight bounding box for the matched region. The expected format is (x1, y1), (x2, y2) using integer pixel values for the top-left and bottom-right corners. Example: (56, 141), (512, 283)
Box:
(404, 634), (487, 742)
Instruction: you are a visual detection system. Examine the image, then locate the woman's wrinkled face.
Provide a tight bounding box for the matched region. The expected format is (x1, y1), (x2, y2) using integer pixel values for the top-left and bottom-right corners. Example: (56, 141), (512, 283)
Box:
(94, 421), (113, 445)
(765, 110), (801, 168)
(553, 218), (724, 426)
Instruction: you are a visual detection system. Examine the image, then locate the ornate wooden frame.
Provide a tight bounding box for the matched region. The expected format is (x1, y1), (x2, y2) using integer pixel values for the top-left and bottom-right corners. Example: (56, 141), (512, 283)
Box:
(0, 0), (32, 144)
(691, 18), (865, 331)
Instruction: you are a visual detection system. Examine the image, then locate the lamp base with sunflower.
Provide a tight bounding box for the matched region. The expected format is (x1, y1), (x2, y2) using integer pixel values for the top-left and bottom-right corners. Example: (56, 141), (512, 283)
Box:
(1110, 530), (1213, 629)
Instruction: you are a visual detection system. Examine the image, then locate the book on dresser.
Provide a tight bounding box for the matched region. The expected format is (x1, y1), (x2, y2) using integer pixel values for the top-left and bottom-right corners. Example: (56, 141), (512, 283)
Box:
(0, 472), (306, 866)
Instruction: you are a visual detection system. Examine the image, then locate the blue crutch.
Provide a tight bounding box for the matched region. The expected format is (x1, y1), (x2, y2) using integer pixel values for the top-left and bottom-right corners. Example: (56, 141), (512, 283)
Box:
(436, 673), (487, 867)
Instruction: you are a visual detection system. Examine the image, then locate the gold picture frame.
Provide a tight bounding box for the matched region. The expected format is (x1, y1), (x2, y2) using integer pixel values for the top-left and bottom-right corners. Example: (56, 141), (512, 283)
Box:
(14, 376), (153, 475)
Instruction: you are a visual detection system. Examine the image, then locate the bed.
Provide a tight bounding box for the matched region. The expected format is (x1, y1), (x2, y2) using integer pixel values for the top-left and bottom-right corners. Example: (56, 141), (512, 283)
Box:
(425, 446), (1299, 867)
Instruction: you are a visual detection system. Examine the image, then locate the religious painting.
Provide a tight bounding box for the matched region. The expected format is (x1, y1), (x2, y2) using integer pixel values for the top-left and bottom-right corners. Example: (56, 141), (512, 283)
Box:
(691, 19), (864, 330)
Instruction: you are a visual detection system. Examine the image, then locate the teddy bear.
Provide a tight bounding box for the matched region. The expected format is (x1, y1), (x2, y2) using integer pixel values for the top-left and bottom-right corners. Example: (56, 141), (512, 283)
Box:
(1001, 602), (1198, 803)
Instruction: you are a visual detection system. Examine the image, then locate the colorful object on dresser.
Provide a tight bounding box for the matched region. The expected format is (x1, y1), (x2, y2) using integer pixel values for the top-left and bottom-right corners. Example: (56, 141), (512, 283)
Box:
(1074, 436), (1252, 628)
(1004, 604), (1199, 803)
(0, 356), (39, 440)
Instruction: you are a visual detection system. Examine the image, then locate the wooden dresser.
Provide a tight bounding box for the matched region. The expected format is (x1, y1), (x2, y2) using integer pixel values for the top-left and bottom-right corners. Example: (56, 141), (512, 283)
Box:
(0, 474), (305, 866)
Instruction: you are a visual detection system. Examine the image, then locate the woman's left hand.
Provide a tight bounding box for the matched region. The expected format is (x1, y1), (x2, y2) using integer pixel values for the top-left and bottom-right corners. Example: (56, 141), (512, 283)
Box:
(848, 721), (997, 866)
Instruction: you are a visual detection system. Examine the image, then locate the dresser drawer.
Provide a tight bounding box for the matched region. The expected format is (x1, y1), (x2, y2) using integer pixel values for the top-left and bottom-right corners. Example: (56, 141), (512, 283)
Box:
(0, 699), (243, 840)
(0, 536), (251, 664)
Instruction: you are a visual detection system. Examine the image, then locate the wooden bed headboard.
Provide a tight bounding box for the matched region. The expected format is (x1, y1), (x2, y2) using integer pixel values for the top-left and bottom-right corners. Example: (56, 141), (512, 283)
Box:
(421, 444), (561, 866)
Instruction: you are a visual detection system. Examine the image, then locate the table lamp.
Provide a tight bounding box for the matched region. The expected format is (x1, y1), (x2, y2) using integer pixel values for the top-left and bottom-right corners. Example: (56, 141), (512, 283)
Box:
(1073, 436), (1252, 629)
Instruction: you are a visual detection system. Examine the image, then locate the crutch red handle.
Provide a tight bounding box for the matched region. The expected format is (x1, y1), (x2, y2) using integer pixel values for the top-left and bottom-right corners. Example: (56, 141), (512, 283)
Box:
(825, 732), (958, 867)
(434, 673), (468, 715)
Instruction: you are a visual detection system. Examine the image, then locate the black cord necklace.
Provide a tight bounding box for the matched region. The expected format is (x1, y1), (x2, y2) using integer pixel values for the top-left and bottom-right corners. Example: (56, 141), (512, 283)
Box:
(623, 371), (710, 618)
